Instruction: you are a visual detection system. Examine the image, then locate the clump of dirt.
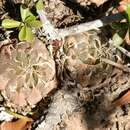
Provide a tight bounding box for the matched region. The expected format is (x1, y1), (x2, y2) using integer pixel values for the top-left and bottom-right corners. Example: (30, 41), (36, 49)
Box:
(43, 0), (116, 28)
(43, 0), (81, 27)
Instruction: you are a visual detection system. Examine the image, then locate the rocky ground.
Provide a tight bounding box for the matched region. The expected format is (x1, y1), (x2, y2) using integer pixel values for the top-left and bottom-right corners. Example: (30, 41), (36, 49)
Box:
(1, 0), (130, 130)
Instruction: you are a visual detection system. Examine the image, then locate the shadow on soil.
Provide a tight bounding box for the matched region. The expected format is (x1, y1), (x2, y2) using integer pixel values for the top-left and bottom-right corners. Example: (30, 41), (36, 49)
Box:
(82, 94), (114, 130)
(62, 0), (116, 20)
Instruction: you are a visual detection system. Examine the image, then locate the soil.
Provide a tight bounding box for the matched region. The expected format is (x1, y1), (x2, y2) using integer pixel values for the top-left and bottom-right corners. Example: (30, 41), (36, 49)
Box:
(1, 0), (130, 130)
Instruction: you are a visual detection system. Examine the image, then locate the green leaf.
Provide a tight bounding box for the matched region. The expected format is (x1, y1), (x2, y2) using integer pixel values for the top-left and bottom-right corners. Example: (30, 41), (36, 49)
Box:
(19, 26), (26, 41)
(36, 0), (44, 10)
(28, 20), (42, 28)
(19, 25), (33, 42)
(25, 15), (36, 24)
(124, 28), (130, 44)
(26, 26), (33, 42)
(126, 4), (130, 22)
(113, 30), (126, 46)
(32, 72), (38, 86)
(2, 19), (22, 28)
(112, 23), (129, 30)
(20, 5), (34, 22)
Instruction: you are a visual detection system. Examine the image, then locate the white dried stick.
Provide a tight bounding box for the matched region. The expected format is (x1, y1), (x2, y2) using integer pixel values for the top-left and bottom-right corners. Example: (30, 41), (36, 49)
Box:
(37, 9), (124, 40)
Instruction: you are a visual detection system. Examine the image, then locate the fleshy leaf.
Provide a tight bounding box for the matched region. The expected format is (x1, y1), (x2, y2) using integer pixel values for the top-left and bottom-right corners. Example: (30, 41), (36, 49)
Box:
(19, 26), (26, 41)
(27, 87), (42, 105)
(25, 26), (33, 42)
(126, 4), (130, 22)
(0, 75), (9, 90)
(112, 22), (128, 30)
(19, 25), (33, 42)
(113, 30), (126, 46)
(28, 20), (42, 28)
(24, 15), (36, 24)
(2, 19), (22, 28)
(20, 5), (34, 22)
(36, 0), (44, 10)
(11, 92), (27, 107)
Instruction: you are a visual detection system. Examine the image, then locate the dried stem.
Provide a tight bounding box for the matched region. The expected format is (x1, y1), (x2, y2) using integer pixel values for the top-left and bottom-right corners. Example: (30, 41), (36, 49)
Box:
(115, 45), (130, 58)
(5, 109), (27, 119)
(101, 58), (130, 72)
(37, 9), (124, 40)
(58, 13), (124, 37)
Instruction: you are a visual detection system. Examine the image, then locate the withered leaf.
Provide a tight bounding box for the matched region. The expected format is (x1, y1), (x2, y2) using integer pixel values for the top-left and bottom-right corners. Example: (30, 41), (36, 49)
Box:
(112, 90), (130, 107)
(0, 117), (33, 130)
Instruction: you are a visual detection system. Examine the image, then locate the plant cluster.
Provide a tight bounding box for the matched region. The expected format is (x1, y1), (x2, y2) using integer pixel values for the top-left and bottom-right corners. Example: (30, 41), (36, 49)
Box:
(113, 2), (130, 46)
(1, 0), (43, 42)
(0, 39), (56, 114)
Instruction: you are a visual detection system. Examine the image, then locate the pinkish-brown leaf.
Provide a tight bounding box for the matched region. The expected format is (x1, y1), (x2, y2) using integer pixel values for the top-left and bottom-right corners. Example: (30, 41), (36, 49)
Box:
(0, 76), (9, 90)
(27, 88), (42, 105)
(11, 92), (27, 107)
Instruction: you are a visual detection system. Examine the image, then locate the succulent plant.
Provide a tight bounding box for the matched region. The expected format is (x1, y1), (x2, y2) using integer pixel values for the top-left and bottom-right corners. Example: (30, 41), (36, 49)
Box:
(0, 39), (57, 114)
(63, 31), (113, 87)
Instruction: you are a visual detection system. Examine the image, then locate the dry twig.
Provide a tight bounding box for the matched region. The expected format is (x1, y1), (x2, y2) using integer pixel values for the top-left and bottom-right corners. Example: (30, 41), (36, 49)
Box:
(37, 9), (124, 40)
(101, 58), (130, 72)
(115, 45), (130, 58)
